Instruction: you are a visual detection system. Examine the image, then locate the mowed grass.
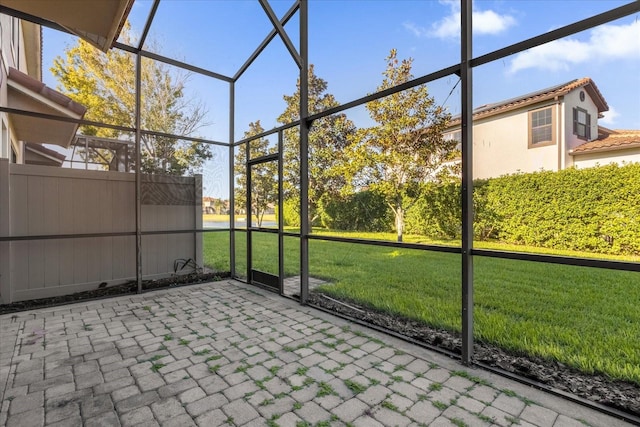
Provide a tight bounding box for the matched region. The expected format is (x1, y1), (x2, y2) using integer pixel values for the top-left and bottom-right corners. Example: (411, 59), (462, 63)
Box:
(203, 213), (277, 223)
(203, 231), (640, 384)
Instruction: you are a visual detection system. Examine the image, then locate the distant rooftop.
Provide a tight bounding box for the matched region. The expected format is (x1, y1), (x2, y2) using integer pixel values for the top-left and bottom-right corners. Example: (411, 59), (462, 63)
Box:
(449, 77), (609, 127)
(571, 129), (640, 155)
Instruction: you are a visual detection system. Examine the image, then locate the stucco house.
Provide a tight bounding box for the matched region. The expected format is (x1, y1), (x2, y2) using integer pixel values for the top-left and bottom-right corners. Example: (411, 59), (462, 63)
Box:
(444, 78), (640, 179)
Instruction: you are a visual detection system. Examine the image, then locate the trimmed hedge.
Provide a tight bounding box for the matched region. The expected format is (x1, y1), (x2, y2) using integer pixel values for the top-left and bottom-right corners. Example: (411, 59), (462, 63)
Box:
(404, 181), (494, 240)
(292, 163), (639, 255)
(485, 163), (640, 255)
(320, 190), (392, 232)
(405, 163), (640, 255)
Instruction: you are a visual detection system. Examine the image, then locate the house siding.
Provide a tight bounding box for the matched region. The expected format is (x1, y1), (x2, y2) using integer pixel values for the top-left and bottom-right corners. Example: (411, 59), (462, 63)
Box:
(447, 82), (626, 179)
(1, 15), (35, 164)
(573, 148), (640, 169)
(563, 89), (599, 169)
(472, 104), (560, 179)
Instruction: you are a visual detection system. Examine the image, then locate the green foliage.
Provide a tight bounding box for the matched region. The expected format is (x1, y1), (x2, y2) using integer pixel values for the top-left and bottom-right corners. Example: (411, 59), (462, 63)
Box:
(150, 363), (164, 372)
(282, 196), (301, 227)
(278, 65), (356, 229)
(484, 163), (640, 255)
(404, 180), (494, 240)
(432, 400), (448, 410)
(343, 379), (368, 394)
(51, 23), (211, 175)
(400, 164), (639, 255)
(352, 49), (456, 242)
(319, 190), (392, 232)
(234, 121), (277, 226)
(204, 232), (640, 384)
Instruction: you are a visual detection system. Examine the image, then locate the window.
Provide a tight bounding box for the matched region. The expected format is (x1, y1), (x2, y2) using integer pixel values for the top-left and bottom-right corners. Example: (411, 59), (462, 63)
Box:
(528, 106), (555, 147)
(444, 130), (462, 152)
(573, 107), (591, 140)
(10, 18), (18, 59)
(1, 120), (7, 159)
(444, 130), (461, 143)
(10, 143), (17, 164)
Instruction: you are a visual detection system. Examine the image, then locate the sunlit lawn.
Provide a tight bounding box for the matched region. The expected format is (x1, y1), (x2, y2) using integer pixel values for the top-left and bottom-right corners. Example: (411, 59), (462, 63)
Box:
(203, 213), (276, 223)
(203, 230), (640, 385)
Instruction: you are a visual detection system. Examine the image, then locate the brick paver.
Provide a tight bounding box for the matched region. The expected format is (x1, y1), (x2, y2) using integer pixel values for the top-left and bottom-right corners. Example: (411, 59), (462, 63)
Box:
(0, 279), (634, 427)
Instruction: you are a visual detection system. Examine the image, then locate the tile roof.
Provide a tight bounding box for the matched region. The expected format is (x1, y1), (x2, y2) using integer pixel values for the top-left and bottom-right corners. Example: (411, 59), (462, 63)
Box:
(24, 142), (66, 163)
(449, 77), (608, 126)
(8, 67), (86, 116)
(571, 129), (640, 155)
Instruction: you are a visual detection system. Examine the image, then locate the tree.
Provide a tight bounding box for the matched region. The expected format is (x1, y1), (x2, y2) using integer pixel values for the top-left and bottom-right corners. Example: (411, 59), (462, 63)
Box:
(354, 49), (457, 242)
(51, 24), (211, 175)
(234, 121), (277, 227)
(213, 198), (226, 215)
(277, 65), (356, 229)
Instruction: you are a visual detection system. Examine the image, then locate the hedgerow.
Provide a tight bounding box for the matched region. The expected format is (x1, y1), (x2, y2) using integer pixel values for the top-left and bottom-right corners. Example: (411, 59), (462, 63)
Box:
(320, 190), (392, 232)
(404, 181), (495, 240)
(485, 163), (640, 255)
(402, 163), (640, 255)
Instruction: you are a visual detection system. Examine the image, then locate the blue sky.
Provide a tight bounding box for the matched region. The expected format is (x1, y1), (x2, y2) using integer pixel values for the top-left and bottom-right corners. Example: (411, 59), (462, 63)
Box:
(42, 0), (640, 198)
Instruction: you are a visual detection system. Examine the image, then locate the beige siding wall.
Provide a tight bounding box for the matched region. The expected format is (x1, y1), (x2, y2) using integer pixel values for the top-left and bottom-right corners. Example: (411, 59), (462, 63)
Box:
(1, 15), (13, 161)
(562, 89), (599, 169)
(573, 149), (640, 169)
(472, 105), (559, 179)
(0, 160), (202, 303)
(0, 15), (30, 163)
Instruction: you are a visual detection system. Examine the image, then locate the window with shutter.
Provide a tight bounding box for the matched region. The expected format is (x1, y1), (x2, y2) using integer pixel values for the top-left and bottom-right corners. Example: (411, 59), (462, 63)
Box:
(573, 107), (591, 141)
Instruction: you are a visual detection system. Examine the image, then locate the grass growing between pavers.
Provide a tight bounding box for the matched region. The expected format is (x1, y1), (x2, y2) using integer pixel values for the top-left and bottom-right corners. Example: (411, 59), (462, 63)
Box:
(204, 232), (640, 385)
(2, 284), (592, 427)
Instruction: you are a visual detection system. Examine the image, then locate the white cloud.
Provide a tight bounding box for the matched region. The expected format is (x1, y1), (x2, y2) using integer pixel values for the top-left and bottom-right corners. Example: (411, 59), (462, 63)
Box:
(600, 106), (619, 126)
(509, 20), (640, 73)
(407, 0), (516, 40)
(474, 9), (517, 35)
(403, 22), (428, 38)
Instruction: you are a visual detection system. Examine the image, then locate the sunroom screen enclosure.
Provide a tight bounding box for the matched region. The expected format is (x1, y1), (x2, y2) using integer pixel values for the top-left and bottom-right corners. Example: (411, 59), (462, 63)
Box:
(1, 0), (639, 409)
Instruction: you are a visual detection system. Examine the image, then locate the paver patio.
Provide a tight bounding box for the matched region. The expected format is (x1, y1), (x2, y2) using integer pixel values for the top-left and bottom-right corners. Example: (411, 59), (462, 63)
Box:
(0, 280), (632, 427)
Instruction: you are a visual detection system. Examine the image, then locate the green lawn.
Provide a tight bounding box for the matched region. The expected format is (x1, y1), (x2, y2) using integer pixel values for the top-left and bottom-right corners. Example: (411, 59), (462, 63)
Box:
(203, 231), (640, 385)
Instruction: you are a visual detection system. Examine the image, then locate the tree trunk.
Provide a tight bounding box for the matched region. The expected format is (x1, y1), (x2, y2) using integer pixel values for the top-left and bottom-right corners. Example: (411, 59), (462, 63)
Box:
(307, 217), (313, 233)
(396, 205), (404, 242)
(308, 202), (316, 233)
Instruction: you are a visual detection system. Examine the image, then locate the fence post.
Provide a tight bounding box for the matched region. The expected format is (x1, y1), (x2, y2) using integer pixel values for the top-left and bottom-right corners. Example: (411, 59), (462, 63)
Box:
(0, 159), (12, 303)
(194, 174), (203, 271)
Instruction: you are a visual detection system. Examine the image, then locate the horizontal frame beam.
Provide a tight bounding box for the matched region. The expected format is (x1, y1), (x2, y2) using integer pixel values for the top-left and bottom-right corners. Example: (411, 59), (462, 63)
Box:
(473, 249), (640, 273)
(140, 130), (228, 147)
(0, 107), (227, 147)
(0, 228), (228, 242)
(3, 229), (637, 273)
(247, 152), (279, 165)
(0, 107), (136, 133)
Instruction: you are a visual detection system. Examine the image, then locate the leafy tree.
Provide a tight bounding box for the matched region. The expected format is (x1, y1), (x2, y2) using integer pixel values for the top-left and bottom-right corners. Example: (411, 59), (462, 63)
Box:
(212, 198), (226, 215)
(354, 49), (457, 242)
(277, 65), (356, 230)
(51, 24), (211, 175)
(234, 121), (277, 227)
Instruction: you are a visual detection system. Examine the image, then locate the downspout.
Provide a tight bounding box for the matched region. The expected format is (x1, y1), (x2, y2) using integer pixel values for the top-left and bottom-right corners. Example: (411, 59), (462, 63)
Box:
(556, 96), (563, 171)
